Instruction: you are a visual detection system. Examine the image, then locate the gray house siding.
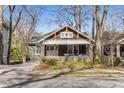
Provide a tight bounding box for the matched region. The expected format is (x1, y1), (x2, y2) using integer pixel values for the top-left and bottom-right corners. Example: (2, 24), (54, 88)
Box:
(39, 44), (44, 56)
(28, 43), (45, 60)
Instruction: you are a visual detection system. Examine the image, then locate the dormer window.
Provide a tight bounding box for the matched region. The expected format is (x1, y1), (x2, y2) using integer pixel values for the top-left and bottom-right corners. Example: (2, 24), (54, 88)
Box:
(60, 32), (73, 38)
(65, 33), (68, 36)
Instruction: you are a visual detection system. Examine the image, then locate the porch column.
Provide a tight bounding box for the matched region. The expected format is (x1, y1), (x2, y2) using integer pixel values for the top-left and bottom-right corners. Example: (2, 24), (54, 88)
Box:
(43, 45), (46, 56)
(72, 45), (74, 56)
(116, 44), (120, 57)
(57, 45), (58, 56)
(86, 44), (89, 55)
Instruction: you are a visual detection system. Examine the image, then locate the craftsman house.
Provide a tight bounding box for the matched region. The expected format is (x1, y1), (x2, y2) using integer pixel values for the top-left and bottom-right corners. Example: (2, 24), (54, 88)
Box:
(27, 25), (95, 60)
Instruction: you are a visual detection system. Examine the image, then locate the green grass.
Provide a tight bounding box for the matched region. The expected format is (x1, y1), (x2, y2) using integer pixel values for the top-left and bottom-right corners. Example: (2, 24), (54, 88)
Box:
(68, 72), (122, 74)
(64, 61), (94, 69)
(60, 71), (124, 77)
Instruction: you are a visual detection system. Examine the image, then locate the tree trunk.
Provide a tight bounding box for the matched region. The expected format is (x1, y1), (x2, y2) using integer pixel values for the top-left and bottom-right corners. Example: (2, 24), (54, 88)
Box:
(92, 5), (95, 62)
(92, 6), (95, 40)
(95, 31), (102, 63)
(95, 6), (101, 63)
(95, 5), (108, 63)
(109, 44), (115, 66)
(0, 5), (3, 64)
(7, 7), (13, 64)
(110, 46), (114, 66)
(76, 5), (82, 32)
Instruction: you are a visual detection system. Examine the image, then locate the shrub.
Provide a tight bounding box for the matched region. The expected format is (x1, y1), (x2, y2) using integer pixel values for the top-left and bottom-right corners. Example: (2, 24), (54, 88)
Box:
(63, 61), (94, 70)
(41, 57), (48, 63)
(71, 62), (83, 69)
(93, 63), (105, 68)
(41, 57), (58, 66)
(52, 62), (65, 70)
(11, 41), (26, 61)
(83, 61), (94, 68)
(92, 60), (106, 68)
(46, 58), (58, 66)
(115, 57), (122, 66)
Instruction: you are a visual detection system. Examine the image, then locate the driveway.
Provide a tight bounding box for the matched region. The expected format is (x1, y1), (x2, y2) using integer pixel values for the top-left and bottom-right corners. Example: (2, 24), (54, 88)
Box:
(1, 63), (124, 88)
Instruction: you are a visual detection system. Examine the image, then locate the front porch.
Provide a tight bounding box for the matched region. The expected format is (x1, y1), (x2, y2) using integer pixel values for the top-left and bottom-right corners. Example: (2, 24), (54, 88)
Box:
(44, 44), (90, 57)
(43, 39), (91, 57)
(116, 44), (124, 59)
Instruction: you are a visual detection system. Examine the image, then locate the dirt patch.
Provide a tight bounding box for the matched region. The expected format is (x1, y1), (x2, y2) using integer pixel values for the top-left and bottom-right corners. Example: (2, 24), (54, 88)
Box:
(32, 64), (49, 71)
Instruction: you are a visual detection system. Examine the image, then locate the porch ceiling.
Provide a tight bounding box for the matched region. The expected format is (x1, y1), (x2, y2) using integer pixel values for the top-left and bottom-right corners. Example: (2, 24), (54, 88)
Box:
(43, 40), (90, 45)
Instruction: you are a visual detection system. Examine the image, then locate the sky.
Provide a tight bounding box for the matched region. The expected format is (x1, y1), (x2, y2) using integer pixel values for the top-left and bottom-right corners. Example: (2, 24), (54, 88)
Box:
(3, 5), (124, 34)
(36, 5), (60, 33)
(35, 5), (124, 34)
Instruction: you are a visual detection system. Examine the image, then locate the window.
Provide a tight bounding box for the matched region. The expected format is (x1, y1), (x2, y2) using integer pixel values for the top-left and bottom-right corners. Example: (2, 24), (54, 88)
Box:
(37, 46), (41, 54)
(79, 45), (86, 55)
(46, 46), (49, 50)
(74, 45), (78, 56)
(50, 46), (54, 50)
(65, 33), (68, 36)
(60, 32), (73, 38)
(46, 45), (55, 51)
(103, 46), (110, 56)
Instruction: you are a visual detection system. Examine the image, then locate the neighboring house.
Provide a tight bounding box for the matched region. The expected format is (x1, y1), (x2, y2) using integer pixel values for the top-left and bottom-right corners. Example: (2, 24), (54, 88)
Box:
(2, 23), (9, 64)
(103, 31), (124, 60)
(27, 25), (95, 60)
(111, 33), (124, 58)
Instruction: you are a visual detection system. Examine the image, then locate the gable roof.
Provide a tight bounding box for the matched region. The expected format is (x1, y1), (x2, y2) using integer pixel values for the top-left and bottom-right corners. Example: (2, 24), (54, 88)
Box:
(38, 25), (95, 43)
(115, 38), (124, 45)
(114, 33), (124, 45)
(102, 31), (124, 45)
(111, 32), (124, 45)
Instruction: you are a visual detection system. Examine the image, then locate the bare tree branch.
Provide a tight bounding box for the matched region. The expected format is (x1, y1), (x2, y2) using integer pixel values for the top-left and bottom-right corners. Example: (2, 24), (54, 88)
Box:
(13, 6), (23, 31)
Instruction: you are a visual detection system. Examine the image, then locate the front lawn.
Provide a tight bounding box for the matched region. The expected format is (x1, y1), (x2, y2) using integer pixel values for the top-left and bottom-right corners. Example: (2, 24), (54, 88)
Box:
(28, 57), (124, 78)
